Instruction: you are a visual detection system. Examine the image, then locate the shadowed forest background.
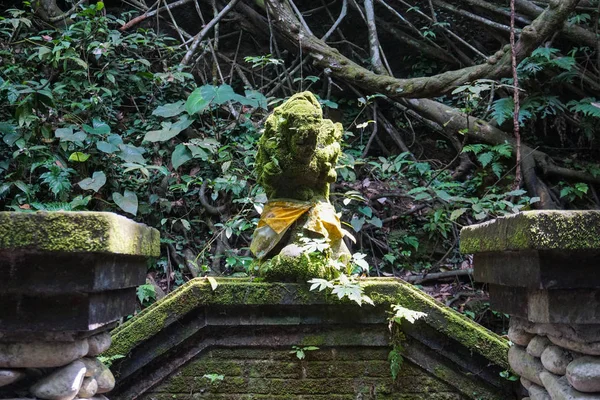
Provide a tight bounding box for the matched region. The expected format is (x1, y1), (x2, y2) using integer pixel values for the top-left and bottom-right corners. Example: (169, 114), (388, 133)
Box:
(1, 0), (600, 333)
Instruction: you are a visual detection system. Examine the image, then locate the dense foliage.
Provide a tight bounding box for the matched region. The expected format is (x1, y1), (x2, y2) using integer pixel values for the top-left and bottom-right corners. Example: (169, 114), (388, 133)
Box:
(1, 0), (599, 325)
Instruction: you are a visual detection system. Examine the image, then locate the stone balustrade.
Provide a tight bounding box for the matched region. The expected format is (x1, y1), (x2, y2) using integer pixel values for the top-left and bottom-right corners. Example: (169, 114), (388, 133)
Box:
(461, 210), (600, 399)
(0, 212), (159, 400)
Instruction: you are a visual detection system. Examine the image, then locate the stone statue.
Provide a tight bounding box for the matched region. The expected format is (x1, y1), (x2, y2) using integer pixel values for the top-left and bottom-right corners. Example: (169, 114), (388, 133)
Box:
(250, 92), (351, 281)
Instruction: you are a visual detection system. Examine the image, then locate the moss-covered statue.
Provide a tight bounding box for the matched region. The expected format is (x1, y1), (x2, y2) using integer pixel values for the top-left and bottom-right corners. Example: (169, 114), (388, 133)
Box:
(250, 92), (352, 282)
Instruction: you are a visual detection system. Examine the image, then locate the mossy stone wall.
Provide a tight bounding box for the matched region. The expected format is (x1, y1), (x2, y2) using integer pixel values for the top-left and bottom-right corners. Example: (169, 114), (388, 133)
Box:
(138, 347), (467, 400)
(109, 279), (517, 400)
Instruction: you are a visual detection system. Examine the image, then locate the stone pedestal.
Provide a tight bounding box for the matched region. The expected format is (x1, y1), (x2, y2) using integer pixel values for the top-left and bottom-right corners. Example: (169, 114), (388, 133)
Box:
(0, 212), (159, 400)
(461, 210), (600, 399)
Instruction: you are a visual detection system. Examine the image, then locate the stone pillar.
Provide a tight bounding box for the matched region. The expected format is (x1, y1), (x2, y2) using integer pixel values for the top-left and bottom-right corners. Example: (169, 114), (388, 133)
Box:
(0, 212), (159, 400)
(461, 210), (600, 399)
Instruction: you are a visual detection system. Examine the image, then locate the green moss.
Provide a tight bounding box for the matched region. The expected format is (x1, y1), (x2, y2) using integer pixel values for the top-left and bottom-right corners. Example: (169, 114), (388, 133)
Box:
(258, 252), (337, 282)
(460, 210), (600, 253)
(109, 278), (509, 372)
(255, 92), (342, 201)
(0, 211), (159, 256)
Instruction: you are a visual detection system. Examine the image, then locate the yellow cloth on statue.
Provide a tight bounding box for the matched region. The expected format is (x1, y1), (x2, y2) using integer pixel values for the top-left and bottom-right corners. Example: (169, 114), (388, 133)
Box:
(250, 200), (345, 260)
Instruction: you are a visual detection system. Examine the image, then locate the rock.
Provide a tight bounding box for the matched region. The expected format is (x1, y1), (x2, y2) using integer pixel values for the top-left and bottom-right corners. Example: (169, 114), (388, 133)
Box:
(509, 345), (544, 386)
(512, 317), (600, 344)
(521, 376), (533, 390)
(549, 336), (600, 356)
(30, 360), (86, 400)
(90, 396), (108, 400)
(548, 336), (600, 356)
(509, 326), (536, 346)
(0, 369), (27, 387)
(528, 383), (551, 400)
(0, 340), (89, 368)
(540, 371), (600, 400)
(542, 345), (574, 375)
(93, 364), (114, 394)
(528, 336), (551, 358)
(77, 377), (98, 398)
(79, 358), (101, 378)
(86, 333), (111, 357)
(279, 244), (303, 258)
(567, 356), (600, 393)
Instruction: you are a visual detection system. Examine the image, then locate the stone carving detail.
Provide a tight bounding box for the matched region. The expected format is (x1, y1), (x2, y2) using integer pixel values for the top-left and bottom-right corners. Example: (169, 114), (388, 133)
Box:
(250, 92), (352, 281)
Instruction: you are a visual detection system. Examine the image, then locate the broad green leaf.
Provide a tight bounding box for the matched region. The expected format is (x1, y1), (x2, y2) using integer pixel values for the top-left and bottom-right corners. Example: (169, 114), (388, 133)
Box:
(69, 152), (90, 162)
(113, 190), (138, 215)
(77, 171), (106, 192)
(450, 208), (468, 221)
(152, 101), (186, 118)
(144, 116), (193, 142)
(96, 141), (119, 153)
(186, 88), (210, 115)
(117, 144), (146, 164)
(83, 119), (110, 135)
(243, 90), (268, 109)
(55, 127), (87, 142)
(172, 144), (192, 169)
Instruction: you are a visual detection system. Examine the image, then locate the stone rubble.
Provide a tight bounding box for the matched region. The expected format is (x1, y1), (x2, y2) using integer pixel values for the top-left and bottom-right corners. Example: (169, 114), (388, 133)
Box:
(0, 332), (116, 400)
(508, 320), (600, 400)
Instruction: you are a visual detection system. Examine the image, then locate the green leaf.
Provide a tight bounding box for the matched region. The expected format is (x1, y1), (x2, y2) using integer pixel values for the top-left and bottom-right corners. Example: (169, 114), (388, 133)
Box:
(113, 190), (138, 215)
(450, 208), (468, 221)
(55, 127), (86, 142)
(117, 144), (146, 164)
(369, 216), (383, 228)
(172, 144), (193, 169)
(77, 171), (106, 192)
(243, 90), (268, 110)
(144, 116), (193, 142)
(69, 152), (90, 162)
(152, 101), (186, 118)
(351, 216), (365, 232)
(96, 141), (119, 153)
(478, 152), (494, 167)
(82, 119), (110, 135)
(185, 88), (210, 114)
(358, 206), (372, 218)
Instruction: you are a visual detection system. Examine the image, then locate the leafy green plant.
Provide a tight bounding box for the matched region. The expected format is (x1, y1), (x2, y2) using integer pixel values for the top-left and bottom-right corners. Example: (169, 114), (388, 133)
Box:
(203, 374), (225, 384)
(388, 305), (427, 379)
(290, 346), (319, 360)
(97, 354), (125, 368)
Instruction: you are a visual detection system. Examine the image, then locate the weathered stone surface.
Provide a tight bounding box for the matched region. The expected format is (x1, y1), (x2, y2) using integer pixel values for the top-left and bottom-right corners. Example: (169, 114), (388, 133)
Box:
(528, 336), (551, 358)
(0, 289), (136, 332)
(567, 356), (600, 393)
(542, 345), (574, 375)
(473, 250), (600, 289)
(0, 369), (26, 387)
(509, 345), (544, 386)
(549, 336), (600, 356)
(0, 252), (147, 294)
(87, 333), (111, 357)
(522, 376), (533, 389)
(93, 364), (115, 394)
(540, 371), (600, 399)
(30, 360), (86, 400)
(512, 317), (600, 344)
(489, 286), (600, 324)
(509, 325), (536, 346)
(77, 377), (97, 399)
(0, 340), (88, 368)
(0, 212), (160, 256)
(528, 383), (551, 400)
(80, 358), (102, 378)
(460, 210), (600, 253)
